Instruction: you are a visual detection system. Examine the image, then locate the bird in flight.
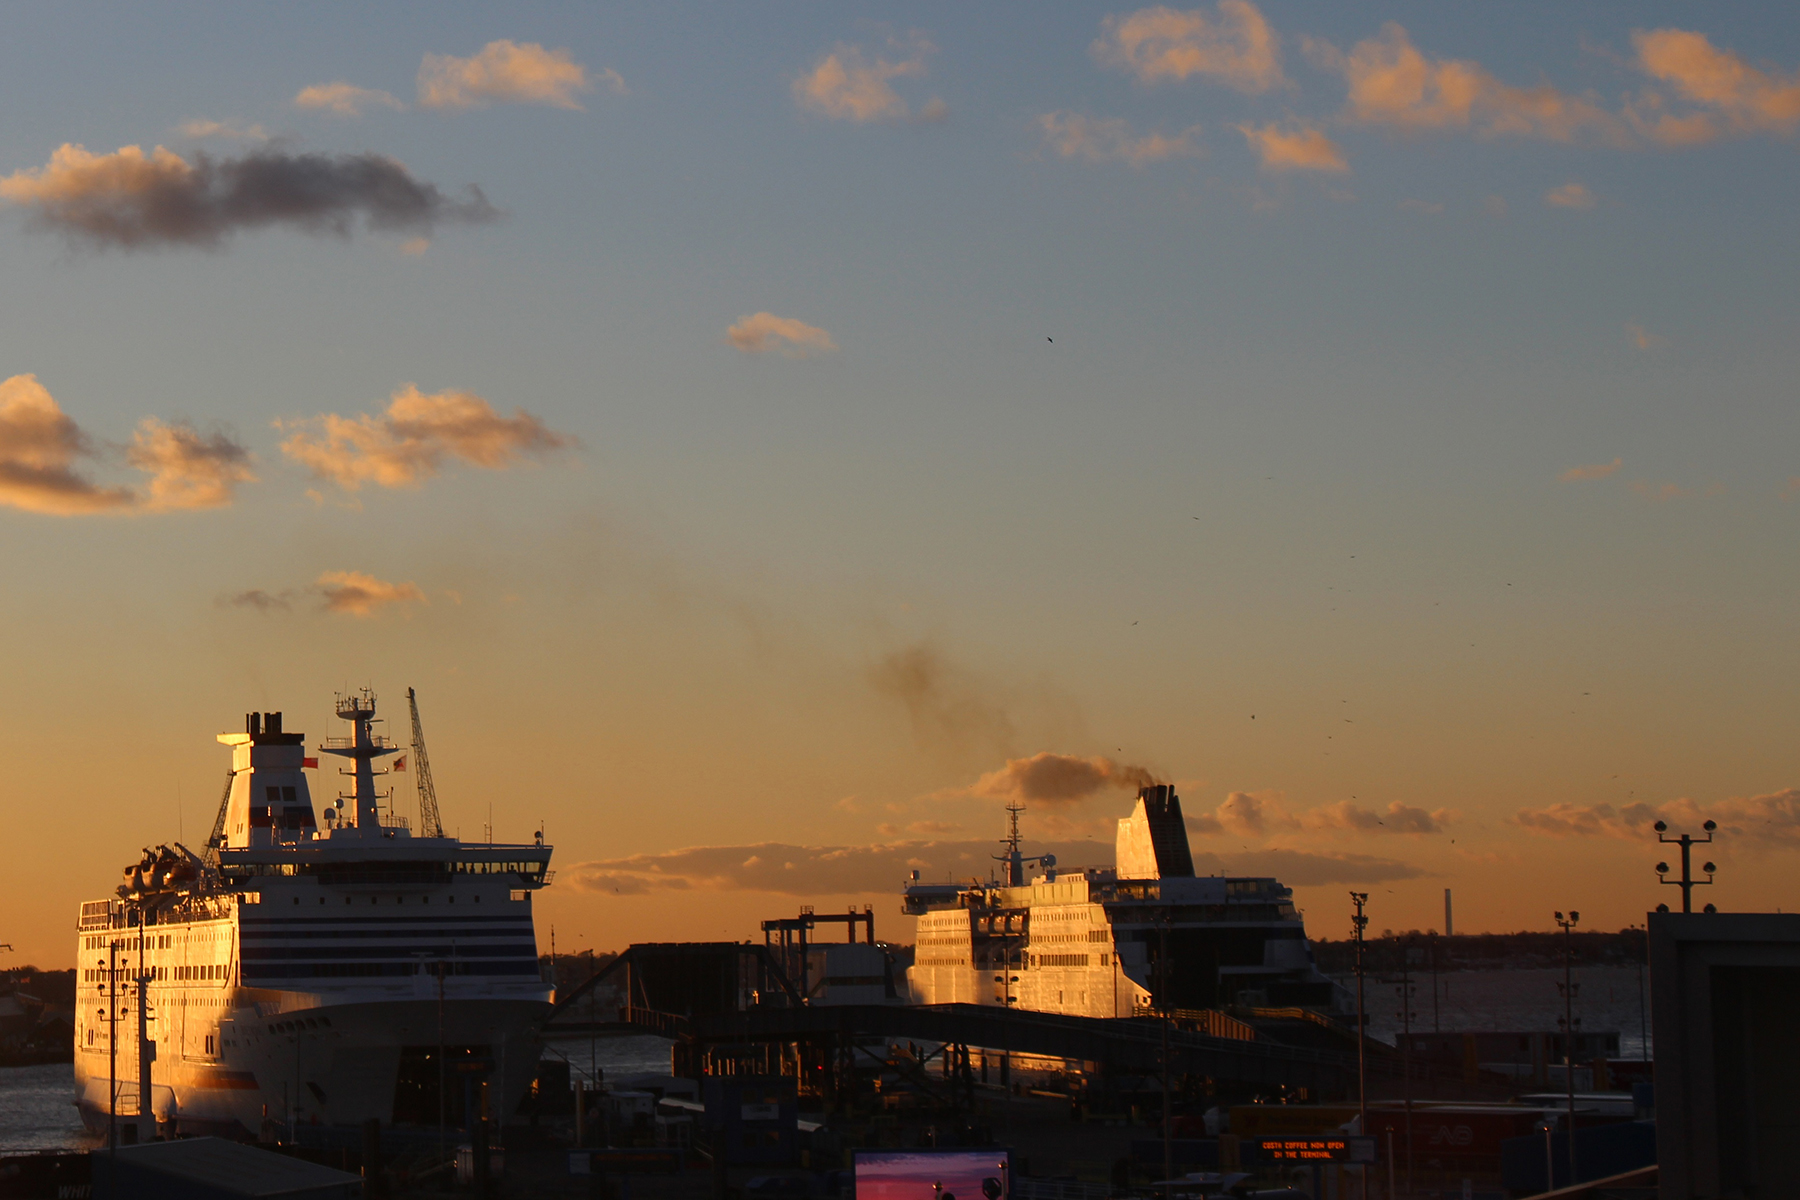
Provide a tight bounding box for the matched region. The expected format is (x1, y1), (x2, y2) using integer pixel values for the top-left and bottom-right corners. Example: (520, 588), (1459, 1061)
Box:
(1047, 337), (1054, 343)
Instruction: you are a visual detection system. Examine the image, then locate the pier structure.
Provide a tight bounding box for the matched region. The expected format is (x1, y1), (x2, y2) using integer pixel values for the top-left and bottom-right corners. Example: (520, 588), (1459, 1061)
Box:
(544, 941), (1387, 1105)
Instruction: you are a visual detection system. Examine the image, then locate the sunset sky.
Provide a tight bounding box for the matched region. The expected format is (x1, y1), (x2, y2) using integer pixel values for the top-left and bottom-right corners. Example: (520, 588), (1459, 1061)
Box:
(4, 2), (1800, 969)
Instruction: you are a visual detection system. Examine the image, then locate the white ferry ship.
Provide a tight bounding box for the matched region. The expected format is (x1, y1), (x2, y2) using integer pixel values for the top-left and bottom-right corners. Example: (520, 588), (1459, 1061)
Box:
(904, 785), (1347, 1019)
(74, 691), (553, 1141)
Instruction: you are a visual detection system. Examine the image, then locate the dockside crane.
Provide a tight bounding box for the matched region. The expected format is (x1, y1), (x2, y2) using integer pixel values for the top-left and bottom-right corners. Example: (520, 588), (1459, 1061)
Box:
(202, 768), (235, 867)
(407, 687), (446, 838)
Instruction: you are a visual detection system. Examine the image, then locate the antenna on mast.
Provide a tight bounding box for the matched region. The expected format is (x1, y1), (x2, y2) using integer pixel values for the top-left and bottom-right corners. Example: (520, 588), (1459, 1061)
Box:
(991, 802), (1053, 886)
(407, 688), (446, 838)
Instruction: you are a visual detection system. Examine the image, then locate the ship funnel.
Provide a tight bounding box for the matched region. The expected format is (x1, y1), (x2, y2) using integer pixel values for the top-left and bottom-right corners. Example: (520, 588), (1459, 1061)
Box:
(1115, 783), (1196, 880)
(217, 708), (314, 849)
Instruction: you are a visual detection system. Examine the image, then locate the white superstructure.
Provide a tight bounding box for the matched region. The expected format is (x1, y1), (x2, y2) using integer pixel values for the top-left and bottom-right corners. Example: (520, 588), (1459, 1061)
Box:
(74, 692), (554, 1141)
(904, 786), (1346, 1020)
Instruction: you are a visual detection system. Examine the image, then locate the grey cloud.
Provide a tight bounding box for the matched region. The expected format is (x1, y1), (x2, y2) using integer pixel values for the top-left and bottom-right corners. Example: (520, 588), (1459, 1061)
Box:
(226, 589), (291, 611)
(1, 143), (498, 250)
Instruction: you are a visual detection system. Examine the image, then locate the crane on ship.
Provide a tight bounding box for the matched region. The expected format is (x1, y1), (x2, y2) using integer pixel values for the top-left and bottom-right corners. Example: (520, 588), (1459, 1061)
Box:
(407, 687), (446, 839)
(202, 769), (234, 868)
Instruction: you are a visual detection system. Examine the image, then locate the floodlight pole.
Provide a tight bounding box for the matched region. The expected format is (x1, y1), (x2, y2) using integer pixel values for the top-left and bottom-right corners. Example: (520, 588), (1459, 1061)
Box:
(1398, 938), (1415, 1196)
(1158, 907), (1173, 1200)
(1350, 892), (1369, 1200)
(1555, 910), (1581, 1187)
(1653, 820), (1717, 912)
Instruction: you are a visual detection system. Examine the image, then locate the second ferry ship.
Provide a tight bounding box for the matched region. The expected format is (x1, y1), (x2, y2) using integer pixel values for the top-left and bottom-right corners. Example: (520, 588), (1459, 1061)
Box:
(904, 785), (1347, 1020)
(74, 690), (553, 1140)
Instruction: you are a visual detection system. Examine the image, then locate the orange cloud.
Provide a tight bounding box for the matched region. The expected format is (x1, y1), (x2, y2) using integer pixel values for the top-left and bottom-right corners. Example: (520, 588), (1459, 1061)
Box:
(417, 40), (596, 110)
(726, 312), (836, 358)
(0, 374), (132, 515)
(179, 119), (269, 141)
(1560, 457), (1622, 482)
(314, 570), (427, 617)
(1309, 23), (1625, 144)
(1299, 800), (1448, 834)
(793, 42), (930, 122)
(279, 384), (573, 491)
(1, 143), (191, 214)
(0, 374), (252, 516)
(1187, 790), (1449, 836)
(1545, 182), (1595, 208)
(1039, 112), (1204, 166)
(1630, 480), (1691, 502)
(293, 82), (405, 117)
(1093, 2), (1283, 93)
(1189, 789), (1281, 834)
(127, 419), (256, 511)
(1631, 29), (1800, 143)
(1625, 324), (1662, 351)
(1238, 121), (1347, 171)
(971, 752), (1159, 804)
(1517, 790), (1800, 846)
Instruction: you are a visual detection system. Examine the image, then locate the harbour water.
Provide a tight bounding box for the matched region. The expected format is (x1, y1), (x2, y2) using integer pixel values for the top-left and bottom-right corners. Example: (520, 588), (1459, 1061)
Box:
(0, 1035), (677, 1153)
(1348, 964), (1654, 1059)
(0, 1063), (98, 1155)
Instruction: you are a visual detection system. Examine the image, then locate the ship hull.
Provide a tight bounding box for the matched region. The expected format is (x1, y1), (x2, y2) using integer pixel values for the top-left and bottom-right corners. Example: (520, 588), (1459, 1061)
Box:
(74, 994), (548, 1139)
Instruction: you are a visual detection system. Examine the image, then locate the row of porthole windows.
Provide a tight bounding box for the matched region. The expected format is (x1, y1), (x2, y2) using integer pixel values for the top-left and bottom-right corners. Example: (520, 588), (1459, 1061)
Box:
(290, 893), (485, 905)
(83, 963), (225, 983)
(82, 931), (224, 951)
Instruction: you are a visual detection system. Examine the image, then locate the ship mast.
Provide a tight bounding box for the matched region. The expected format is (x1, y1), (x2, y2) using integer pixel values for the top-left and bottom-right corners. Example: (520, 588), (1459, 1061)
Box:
(407, 687), (446, 839)
(319, 689), (400, 835)
(1001, 802), (1025, 886)
(991, 802), (1054, 886)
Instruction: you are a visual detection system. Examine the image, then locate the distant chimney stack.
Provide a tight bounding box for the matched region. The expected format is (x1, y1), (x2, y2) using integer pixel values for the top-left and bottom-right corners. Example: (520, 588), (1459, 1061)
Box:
(246, 713), (261, 737)
(265, 712), (282, 736)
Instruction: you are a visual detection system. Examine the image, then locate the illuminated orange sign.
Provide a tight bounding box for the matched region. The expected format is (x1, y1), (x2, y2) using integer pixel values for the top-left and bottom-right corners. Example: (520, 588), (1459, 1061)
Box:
(1255, 1137), (1375, 1163)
